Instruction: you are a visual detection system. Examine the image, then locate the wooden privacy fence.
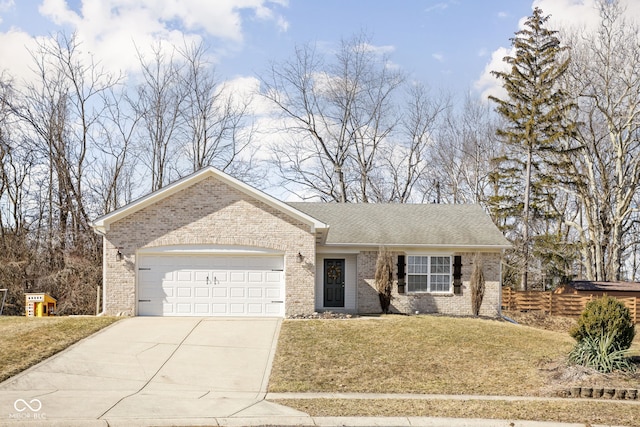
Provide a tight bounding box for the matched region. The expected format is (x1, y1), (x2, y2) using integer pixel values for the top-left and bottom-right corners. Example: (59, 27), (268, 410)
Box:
(502, 288), (639, 324)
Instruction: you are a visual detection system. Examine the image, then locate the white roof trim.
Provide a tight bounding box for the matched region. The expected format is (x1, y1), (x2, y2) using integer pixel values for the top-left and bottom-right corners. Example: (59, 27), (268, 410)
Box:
(90, 166), (328, 234)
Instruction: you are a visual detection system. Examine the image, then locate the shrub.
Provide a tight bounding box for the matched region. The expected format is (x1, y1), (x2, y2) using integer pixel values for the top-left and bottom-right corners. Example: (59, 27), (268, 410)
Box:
(375, 247), (393, 314)
(568, 331), (634, 373)
(570, 296), (635, 351)
(470, 253), (485, 316)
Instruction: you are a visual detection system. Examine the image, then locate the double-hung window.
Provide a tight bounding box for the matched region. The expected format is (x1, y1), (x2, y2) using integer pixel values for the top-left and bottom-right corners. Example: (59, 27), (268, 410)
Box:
(407, 255), (452, 293)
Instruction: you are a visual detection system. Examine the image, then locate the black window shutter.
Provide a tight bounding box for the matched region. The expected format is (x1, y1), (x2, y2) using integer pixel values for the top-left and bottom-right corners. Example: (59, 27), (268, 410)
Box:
(397, 255), (406, 294)
(453, 256), (462, 280)
(453, 255), (462, 295)
(397, 255), (406, 278)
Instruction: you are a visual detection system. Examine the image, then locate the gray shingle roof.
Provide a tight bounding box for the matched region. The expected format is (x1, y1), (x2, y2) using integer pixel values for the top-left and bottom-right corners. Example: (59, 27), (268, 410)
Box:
(288, 203), (510, 248)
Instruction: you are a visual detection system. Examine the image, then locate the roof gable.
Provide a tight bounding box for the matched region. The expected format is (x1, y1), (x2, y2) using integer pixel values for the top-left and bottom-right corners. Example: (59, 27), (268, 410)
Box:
(288, 202), (510, 249)
(91, 167), (328, 234)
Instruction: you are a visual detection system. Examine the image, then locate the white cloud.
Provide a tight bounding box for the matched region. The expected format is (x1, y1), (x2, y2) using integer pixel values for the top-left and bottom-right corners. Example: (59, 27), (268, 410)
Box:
(477, 47), (488, 57)
(497, 11), (508, 18)
(432, 53), (444, 62)
(359, 42), (395, 55)
(0, 30), (38, 82)
(474, 46), (509, 101)
(28, 0), (289, 76)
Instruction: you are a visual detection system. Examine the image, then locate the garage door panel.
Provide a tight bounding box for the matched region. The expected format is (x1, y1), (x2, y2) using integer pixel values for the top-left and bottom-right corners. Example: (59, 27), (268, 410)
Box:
(265, 288), (281, 298)
(177, 287), (192, 297)
(265, 272), (280, 282)
(177, 303), (194, 313)
(247, 272), (263, 282)
(176, 271), (192, 282)
(194, 271), (209, 281)
(230, 272), (245, 282)
(138, 254), (284, 317)
(212, 288), (227, 297)
(247, 304), (263, 313)
(194, 287), (209, 297)
(213, 271), (228, 282)
(230, 287), (245, 298)
(194, 303), (209, 313)
(248, 287), (263, 298)
(230, 303), (245, 313)
(212, 303), (227, 314)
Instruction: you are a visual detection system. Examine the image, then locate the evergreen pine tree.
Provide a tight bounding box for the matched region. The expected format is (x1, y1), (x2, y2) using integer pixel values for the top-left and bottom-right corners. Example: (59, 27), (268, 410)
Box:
(489, 7), (575, 290)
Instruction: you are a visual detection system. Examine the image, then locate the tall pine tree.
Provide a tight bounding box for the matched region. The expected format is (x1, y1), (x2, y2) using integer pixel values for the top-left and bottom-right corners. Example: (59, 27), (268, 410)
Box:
(489, 7), (574, 290)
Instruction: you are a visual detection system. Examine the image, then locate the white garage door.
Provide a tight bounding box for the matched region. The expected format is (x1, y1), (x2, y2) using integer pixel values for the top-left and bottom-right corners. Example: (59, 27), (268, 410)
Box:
(137, 255), (284, 317)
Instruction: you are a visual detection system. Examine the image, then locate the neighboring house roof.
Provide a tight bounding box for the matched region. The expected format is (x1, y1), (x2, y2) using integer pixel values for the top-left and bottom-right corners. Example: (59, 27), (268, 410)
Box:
(90, 167), (328, 234)
(569, 280), (640, 293)
(289, 202), (510, 249)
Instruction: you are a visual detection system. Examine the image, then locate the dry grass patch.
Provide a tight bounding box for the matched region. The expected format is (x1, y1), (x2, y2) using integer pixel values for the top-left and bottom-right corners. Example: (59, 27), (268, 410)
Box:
(269, 315), (575, 395)
(271, 398), (640, 427)
(0, 316), (119, 382)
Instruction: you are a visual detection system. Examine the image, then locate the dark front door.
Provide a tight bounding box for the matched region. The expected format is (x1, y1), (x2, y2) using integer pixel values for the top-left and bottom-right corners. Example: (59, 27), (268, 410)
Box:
(324, 259), (345, 308)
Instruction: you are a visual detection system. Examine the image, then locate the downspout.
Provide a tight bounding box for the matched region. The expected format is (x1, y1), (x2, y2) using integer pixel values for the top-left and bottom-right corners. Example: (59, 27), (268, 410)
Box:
(91, 224), (107, 316)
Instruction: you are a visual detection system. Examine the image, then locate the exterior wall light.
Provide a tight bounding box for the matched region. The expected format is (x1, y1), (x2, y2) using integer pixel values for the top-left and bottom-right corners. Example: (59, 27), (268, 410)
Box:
(296, 252), (303, 263)
(116, 249), (123, 261)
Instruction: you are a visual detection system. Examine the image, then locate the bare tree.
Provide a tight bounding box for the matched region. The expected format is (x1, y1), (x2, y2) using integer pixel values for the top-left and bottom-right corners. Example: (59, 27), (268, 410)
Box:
(0, 32), (117, 314)
(407, 93), (498, 206)
(8, 33), (116, 256)
(90, 85), (141, 214)
(179, 41), (255, 174)
(261, 32), (404, 202)
(557, 1), (640, 281)
(377, 83), (449, 203)
(132, 42), (186, 191)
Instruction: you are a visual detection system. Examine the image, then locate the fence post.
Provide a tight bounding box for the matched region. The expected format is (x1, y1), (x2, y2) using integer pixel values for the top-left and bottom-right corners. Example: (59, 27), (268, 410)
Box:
(548, 292), (553, 315)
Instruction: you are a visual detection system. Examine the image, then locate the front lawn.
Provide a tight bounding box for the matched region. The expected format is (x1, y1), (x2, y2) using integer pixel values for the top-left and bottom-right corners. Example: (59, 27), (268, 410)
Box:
(269, 315), (575, 396)
(0, 316), (119, 383)
(269, 314), (640, 425)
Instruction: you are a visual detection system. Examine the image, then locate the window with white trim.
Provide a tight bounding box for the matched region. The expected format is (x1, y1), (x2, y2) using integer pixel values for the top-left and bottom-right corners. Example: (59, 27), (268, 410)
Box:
(407, 255), (452, 293)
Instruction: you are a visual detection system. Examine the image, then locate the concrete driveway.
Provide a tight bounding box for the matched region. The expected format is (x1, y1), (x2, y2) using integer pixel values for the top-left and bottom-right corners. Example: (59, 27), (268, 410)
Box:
(0, 317), (308, 426)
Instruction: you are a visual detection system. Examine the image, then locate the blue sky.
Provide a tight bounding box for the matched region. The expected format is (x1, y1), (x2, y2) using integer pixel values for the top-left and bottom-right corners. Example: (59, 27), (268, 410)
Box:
(2, 0), (631, 100)
(220, 1), (533, 93)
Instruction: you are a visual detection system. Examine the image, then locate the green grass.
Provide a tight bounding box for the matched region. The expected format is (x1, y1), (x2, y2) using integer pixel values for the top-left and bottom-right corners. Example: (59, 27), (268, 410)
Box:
(269, 315), (575, 395)
(0, 316), (119, 382)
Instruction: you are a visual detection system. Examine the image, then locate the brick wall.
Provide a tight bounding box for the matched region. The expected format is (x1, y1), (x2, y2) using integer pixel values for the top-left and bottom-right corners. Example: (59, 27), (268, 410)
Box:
(356, 251), (502, 318)
(102, 176), (316, 316)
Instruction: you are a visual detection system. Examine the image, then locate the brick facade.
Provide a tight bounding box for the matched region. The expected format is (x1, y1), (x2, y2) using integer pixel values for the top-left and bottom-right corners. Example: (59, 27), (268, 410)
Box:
(102, 176), (316, 316)
(356, 251), (502, 317)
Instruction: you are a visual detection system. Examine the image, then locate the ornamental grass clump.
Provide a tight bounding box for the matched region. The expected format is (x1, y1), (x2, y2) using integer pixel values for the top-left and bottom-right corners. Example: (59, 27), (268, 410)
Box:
(568, 331), (635, 373)
(568, 296), (635, 373)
